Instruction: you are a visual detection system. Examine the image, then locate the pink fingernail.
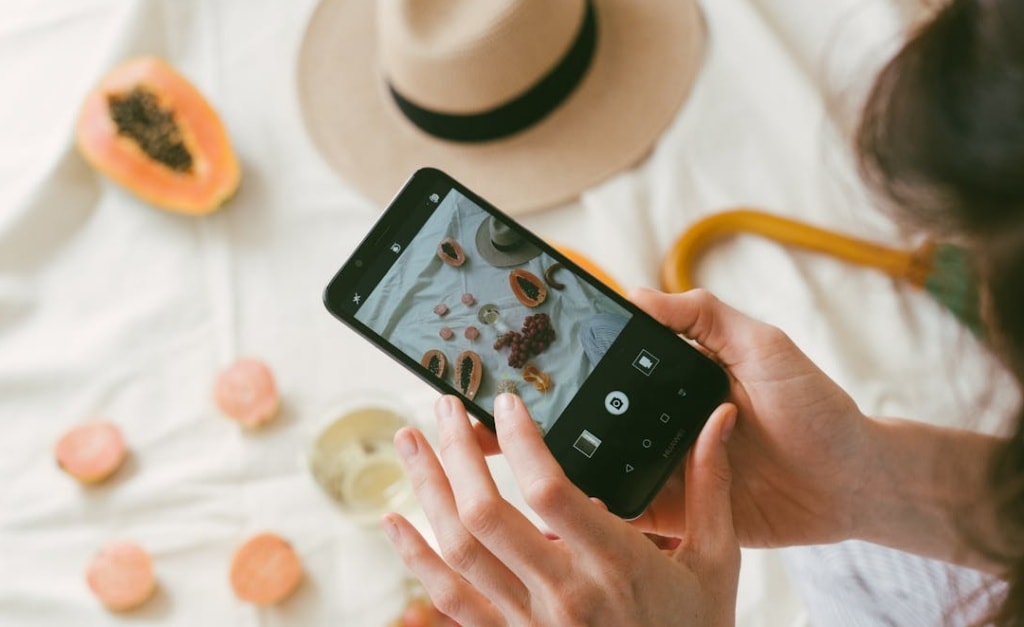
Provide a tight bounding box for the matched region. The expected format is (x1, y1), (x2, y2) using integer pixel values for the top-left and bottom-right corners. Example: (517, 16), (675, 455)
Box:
(436, 395), (456, 418)
(494, 393), (515, 414)
(720, 408), (737, 443)
(382, 515), (400, 542)
(395, 429), (418, 459)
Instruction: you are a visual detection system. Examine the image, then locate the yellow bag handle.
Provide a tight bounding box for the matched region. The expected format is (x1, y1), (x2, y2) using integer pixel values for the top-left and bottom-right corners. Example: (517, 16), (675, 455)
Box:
(660, 208), (935, 293)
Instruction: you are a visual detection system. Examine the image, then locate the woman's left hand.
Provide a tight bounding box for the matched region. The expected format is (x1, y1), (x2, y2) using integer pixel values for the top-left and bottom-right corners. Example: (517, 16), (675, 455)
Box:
(382, 393), (741, 626)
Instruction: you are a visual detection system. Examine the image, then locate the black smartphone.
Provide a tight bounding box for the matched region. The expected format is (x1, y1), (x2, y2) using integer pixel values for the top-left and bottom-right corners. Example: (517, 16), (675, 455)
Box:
(323, 168), (728, 519)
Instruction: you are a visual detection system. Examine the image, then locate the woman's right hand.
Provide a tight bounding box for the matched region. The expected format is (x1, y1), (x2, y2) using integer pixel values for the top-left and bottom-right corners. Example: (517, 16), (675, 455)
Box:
(628, 288), (872, 549)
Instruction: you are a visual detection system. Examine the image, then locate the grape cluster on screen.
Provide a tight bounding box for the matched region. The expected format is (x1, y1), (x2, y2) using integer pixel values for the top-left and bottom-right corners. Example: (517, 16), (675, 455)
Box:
(493, 313), (556, 368)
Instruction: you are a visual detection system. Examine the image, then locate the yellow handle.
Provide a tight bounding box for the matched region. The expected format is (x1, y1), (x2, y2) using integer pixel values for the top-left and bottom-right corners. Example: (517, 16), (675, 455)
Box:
(661, 209), (934, 293)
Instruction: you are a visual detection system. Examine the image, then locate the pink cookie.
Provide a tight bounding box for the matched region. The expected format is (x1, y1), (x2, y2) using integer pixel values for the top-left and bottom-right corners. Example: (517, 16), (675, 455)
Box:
(86, 540), (156, 611)
(55, 421), (127, 484)
(213, 358), (280, 427)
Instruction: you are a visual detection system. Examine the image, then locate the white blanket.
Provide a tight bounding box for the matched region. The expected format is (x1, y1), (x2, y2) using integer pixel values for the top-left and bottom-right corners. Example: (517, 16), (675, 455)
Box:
(1, 0), (1016, 625)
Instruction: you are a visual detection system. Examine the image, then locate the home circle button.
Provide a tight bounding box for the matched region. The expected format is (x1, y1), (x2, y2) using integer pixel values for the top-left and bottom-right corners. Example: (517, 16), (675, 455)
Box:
(604, 391), (629, 416)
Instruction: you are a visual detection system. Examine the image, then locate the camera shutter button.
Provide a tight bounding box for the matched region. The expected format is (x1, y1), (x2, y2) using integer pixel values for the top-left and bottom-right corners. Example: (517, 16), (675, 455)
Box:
(604, 391), (629, 416)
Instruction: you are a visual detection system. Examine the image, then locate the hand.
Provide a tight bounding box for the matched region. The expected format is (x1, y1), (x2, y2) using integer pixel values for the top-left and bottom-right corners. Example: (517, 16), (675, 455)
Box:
(629, 288), (871, 548)
(383, 394), (741, 626)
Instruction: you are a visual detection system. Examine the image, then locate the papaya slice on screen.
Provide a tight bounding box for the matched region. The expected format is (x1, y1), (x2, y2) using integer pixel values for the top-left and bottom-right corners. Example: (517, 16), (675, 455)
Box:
(509, 269), (547, 308)
(75, 56), (240, 214)
(454, 351), (483, 401)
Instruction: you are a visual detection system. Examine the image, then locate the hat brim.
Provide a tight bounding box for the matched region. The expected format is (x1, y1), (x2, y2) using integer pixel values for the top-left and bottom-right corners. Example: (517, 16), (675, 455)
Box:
(474, 216), (542, 268)
(297, 0), (705, 215)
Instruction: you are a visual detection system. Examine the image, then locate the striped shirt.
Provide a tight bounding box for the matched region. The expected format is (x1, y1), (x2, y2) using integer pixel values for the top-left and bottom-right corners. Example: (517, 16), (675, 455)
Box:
(783, 541), (1006, 626)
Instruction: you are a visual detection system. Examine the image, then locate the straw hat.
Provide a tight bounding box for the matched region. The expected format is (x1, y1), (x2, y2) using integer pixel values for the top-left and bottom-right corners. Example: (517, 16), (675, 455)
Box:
(298, 0), (706, 215)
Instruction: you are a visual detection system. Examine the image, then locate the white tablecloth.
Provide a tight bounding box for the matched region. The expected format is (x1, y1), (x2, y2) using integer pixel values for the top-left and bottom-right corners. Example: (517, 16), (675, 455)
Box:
(1, 0), (1016, 625)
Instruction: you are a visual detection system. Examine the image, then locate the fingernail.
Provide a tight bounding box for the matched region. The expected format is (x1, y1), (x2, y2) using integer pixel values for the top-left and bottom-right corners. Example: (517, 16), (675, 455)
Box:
(494, 393), (515, 415)
(381, 515), (400, 542)
(720, 407), (737, 444)
(435, 395), (455, 418)
(394, 428), (418, 459)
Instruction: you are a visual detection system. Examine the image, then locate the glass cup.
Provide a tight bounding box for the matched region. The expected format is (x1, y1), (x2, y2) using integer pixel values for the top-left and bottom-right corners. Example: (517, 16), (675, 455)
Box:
(306, 393), (416, 526)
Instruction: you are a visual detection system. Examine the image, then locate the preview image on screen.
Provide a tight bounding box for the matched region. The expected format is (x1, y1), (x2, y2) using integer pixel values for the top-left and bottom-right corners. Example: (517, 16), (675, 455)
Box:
(354, 189), (632, 433)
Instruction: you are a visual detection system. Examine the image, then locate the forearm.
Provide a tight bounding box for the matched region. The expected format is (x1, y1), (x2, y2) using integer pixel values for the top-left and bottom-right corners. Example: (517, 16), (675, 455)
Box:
(852, 417), (1006, 573)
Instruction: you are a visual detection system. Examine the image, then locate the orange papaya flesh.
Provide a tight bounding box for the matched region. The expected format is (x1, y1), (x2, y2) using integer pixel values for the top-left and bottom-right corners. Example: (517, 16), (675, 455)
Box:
(75, 57), (240, 215)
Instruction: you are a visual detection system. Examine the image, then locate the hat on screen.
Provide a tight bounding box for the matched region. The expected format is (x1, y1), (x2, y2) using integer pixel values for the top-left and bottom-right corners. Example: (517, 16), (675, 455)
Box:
(297, 0), (706, 216)
(475, 216), (542, 267)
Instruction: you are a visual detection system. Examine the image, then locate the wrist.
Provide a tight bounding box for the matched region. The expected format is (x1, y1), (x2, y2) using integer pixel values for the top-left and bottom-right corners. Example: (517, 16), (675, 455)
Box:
(848, 418), (929, 545)
(850, 416), (1003, 571)
(817, 405), (876, 544)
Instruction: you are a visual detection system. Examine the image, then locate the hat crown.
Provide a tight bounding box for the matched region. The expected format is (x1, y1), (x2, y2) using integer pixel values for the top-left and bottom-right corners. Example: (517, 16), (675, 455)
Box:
(379, 0), (586, 114)
(488, 218), (523, 249)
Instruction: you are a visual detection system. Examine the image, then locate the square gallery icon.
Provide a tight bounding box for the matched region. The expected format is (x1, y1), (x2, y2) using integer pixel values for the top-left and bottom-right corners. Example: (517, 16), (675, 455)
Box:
(573, 430), (602, 458)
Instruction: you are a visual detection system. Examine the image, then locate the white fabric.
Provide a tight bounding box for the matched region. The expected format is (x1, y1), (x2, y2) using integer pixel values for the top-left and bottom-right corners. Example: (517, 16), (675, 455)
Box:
(0, 0), (1017, 626)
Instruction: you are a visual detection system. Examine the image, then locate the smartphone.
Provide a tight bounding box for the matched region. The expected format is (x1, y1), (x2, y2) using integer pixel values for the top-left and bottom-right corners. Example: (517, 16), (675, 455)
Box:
(323, 168), (729, 519)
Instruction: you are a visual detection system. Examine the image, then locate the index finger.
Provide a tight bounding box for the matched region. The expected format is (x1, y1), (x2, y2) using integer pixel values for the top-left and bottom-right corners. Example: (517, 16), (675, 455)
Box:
(492, 393), (619, 550)
(434, 396), (568, 586)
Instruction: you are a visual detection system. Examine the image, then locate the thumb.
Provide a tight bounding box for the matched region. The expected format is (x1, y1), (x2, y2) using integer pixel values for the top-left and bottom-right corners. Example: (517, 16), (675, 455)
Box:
(683, 403), (738, 548)
(629, 287), (755, 368)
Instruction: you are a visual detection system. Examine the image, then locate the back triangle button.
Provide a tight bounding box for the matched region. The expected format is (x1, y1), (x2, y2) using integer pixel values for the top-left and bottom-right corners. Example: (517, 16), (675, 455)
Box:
(625, 464), (635, 473)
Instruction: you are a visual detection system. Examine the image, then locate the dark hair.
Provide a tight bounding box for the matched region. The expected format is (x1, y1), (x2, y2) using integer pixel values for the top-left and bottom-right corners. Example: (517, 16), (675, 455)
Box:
(856, 0), (1024, 624)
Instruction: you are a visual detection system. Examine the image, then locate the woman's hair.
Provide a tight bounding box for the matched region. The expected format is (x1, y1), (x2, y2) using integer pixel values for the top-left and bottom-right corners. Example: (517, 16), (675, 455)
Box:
(856, 0), (1024, 623)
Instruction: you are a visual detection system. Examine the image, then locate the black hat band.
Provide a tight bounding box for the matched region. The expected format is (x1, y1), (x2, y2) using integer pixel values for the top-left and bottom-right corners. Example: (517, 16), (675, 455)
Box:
(387, 0), (597, 143)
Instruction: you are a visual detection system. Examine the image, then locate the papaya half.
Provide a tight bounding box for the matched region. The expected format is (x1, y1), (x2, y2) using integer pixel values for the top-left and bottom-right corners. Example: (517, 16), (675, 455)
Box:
(453, 351), (483, 401)
(75, 57), (240, 215)
(509, 269), (547, 307)
(421, 349), (447, 379)
(437, 237), (466, 267)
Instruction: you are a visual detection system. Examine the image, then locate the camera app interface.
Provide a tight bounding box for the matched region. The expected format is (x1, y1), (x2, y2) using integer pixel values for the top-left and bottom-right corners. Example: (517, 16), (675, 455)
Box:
(353, 188), (632, 433)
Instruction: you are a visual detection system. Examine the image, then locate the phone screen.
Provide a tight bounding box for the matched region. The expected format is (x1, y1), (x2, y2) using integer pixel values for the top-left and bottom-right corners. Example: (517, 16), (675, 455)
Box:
(354, 188), (632, 435)
(324, 168), (727, 518)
